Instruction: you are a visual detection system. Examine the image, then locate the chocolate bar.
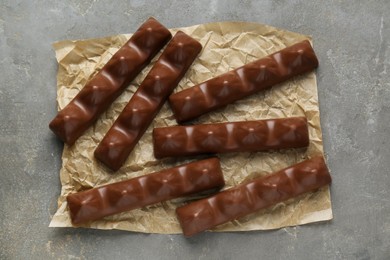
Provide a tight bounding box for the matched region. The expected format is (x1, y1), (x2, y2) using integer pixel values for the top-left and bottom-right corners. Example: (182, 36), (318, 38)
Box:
(94, 31), (202, 171)
(153, 117), (309, 158)
(67, 158), (224, 224)
(169, 40), (319, 122)
(176, 156), (331, 236)
(49, 17), (172, 145)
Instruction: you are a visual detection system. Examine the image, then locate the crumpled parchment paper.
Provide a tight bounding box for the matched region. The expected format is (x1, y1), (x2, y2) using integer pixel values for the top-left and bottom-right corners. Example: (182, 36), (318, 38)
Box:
(49, 21), (332, 233)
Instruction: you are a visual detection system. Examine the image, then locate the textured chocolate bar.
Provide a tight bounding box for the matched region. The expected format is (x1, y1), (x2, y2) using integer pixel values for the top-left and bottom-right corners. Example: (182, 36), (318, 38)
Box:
(153, 117), (309, 158)
(49, 17), (172, 145)
(94, 31), (202, 171)
(169, 40), (319, 122)
(176, 156), (331, 236)
(67, 158), (224, 224)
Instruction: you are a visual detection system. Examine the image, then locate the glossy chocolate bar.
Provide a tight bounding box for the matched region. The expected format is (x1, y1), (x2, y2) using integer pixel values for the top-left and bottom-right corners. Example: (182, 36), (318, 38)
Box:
(94, 31), (202, 171)
(67, 158), (224, 224)
(49, 17), (172, 145)
(153, 117), (309, 158)
(169, 40), (319, 122)
(176, 156), (331, 236)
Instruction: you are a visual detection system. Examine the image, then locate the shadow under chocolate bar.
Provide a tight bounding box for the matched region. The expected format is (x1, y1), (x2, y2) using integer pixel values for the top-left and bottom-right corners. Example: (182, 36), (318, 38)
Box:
(153, 117), (309, 159)
(176, 156), (331, 237)
(49, 17), (172, 145)
(94, 31), (202, 171)
(169, 40), (319, 123)
(67, 158), (225, 225)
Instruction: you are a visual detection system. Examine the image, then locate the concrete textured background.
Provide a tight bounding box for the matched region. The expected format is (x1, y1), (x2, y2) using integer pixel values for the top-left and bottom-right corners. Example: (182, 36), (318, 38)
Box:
(1, 0), (389, 259)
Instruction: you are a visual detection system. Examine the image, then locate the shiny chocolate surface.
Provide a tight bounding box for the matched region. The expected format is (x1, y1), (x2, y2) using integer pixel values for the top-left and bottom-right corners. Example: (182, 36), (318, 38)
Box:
(94, 31), (202, 171)
(49, 17), (172, 145)
(153, 117), (309, 158)
(169, 40), (319, 122)
(176, 156), (331, 236)
(67, 158), (224, 225)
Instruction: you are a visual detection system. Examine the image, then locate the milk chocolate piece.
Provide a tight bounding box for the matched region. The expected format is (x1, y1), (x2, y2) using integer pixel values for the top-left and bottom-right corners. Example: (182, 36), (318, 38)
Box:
(176, 156), (331, 236)
(94, 32), (202, 171)
(49, 18), (172, 145)
(153, 117), (309, 158)
(169, 40), (319, 122)
(67, 158), (224, 224)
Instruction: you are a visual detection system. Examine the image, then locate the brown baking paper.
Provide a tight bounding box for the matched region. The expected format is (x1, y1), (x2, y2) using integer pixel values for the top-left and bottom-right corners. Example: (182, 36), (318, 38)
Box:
(49, 21), (332, 233)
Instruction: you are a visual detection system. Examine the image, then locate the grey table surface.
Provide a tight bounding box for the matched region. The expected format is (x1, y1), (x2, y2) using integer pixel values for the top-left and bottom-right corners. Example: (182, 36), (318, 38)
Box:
(1, 0), (389, 259)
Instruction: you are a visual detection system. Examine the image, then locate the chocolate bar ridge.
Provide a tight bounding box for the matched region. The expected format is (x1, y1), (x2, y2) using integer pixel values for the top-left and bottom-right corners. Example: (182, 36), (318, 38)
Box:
(49, 17), (172, 145)
(67, 158), (224, 224)
(169, 40), (319, 122)
(94, 31), (202, 171)
(176, 156), (331, 236)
